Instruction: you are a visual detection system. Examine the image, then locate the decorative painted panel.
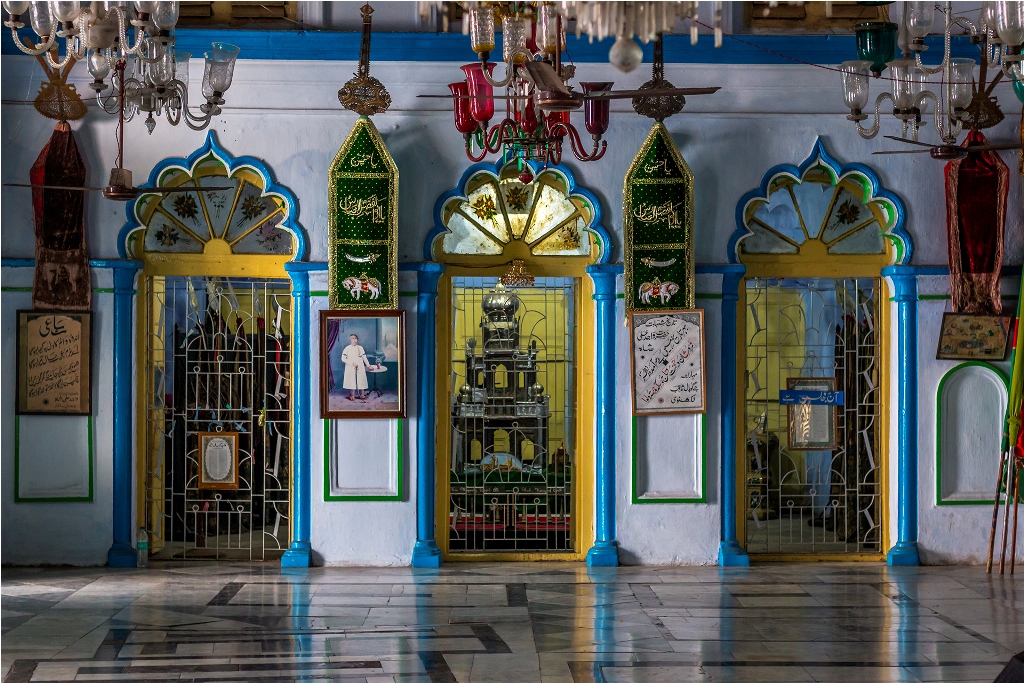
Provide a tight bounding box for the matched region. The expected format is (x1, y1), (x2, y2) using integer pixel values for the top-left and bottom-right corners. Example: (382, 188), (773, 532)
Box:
(730, 137), (910, 265)
(624, 123), (695, 312)
(428, 156), (610, 264)
(119, 132), (305, 260)
(328, 117), (399, 310)
(937, 363), (1008, 504)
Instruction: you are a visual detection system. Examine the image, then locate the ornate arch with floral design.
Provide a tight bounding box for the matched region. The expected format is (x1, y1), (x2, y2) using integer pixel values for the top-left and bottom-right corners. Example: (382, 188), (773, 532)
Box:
(426, 156), (610, 267)
(118, 131), (307, 263)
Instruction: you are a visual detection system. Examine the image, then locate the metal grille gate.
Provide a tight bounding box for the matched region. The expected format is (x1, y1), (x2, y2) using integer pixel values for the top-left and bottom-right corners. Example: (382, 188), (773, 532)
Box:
(143, 276), (291, 560)
(448, 277), (576, 553)
(743, 277), (882, 555)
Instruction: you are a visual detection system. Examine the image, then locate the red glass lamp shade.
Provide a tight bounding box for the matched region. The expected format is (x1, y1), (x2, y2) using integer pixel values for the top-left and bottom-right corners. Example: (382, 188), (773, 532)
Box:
(546, 109), (570, 135)
(461, 62), (495, 124)
(449, 82), (478, 134)
(515, 98), (538, 134)
(580, 82), (612, 136)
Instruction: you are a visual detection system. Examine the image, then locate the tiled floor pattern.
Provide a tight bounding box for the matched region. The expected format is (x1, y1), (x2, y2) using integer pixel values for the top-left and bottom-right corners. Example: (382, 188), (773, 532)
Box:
(1, 562), (1021, 682)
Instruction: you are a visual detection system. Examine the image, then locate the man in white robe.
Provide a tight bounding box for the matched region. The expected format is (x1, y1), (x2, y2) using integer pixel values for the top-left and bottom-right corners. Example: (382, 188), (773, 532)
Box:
(341, 334), (371, 400)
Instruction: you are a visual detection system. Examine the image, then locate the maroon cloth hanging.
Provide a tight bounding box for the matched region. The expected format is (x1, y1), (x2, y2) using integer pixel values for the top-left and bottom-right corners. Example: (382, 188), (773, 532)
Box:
(30, 121), (90, 310)
(944, 129), (1009, 315)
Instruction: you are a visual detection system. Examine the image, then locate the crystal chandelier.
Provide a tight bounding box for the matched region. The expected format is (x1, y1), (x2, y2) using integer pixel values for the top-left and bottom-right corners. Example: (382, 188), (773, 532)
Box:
(2, 1), (239, 133)
(839, 1), (1024, 142)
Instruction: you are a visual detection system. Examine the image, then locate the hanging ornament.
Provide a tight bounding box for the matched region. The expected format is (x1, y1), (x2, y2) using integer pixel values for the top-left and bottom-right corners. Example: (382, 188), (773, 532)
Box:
(30, 121), (90, 310)
(945, 130), (1009, 315)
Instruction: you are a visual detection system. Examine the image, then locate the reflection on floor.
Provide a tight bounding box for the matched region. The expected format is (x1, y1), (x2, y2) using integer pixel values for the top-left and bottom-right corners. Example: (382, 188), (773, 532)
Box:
(1, 562), (1021, 682)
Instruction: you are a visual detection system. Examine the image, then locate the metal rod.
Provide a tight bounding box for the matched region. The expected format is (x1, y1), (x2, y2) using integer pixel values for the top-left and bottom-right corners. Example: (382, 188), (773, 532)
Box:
(987, 450), (1008, 573)
(1012, 461), (1020, 574)
(999, 456), (1014, 574)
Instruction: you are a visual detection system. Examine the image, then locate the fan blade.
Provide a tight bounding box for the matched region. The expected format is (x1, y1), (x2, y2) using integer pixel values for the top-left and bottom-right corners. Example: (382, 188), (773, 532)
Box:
(591, 87), (721, 99)
(147, 186), (233, 192)
(969, 143), (1024, 152)
(3, 182), (102, 191)
(523, 61), (569, 94)
(871, 149), (935, 155)
(416, 94), (526, 100)
(882, 135), (937, 148)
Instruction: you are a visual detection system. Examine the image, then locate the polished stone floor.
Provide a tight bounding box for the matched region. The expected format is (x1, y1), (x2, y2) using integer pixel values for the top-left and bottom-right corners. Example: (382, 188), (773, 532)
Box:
(1, 562), (1022, 682)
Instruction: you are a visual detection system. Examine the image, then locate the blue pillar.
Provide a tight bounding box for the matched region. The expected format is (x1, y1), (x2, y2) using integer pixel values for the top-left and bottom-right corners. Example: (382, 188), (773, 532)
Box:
(412, 263), (444, 568)
(282, 262), (315, 568)
(108, 260), (142, 567)
(586, 264), (621, 567)
(718, 265), (749, 567)
(884, 266), (920, 566)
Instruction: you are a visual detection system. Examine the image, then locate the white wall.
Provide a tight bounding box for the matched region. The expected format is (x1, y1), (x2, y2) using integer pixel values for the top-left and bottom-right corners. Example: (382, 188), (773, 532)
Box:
(3, 50), (1022, 565)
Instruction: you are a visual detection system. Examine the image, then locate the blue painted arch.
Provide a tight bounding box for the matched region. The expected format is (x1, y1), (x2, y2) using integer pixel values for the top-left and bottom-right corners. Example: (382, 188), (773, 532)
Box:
(728, 136), (912, 265)
(424, 153), (611, 265)
(118, 130), (308, 262)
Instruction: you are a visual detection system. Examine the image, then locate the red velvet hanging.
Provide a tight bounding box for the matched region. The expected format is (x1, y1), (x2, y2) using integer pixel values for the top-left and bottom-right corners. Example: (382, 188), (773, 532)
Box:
(30, 121), (90, 310)
(944, 130), (1009, 315)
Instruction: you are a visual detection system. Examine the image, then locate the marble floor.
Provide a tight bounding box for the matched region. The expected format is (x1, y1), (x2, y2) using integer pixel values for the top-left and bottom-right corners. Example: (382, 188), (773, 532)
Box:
(2, 562), (1022, 683)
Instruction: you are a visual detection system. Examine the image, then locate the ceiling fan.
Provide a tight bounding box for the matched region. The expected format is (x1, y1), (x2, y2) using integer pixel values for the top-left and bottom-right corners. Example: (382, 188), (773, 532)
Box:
(872, 135), (1024, 161)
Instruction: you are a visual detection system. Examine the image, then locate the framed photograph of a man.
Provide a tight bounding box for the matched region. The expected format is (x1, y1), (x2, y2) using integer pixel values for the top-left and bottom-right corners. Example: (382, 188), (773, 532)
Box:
(320, 309), (406, 418)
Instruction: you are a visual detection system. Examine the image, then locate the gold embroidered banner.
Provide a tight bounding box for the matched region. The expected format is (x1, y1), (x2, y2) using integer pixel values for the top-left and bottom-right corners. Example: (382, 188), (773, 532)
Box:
(328, 117), (398, 309)
(624, 123), (695, 312)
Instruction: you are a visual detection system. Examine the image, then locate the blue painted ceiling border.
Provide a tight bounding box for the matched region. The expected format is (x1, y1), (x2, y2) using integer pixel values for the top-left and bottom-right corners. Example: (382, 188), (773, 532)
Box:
(729, 136), (912, 265)
(425, 152), (611, 264)
(118, 130), (308, 260)
(2, 28), (978, 65)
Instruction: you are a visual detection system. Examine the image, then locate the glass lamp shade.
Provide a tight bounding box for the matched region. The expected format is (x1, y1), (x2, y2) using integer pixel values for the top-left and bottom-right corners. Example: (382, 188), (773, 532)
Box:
(996, 1), (1024, 47)
(580, 82), (612, 135)
(152, 0), (177, 30)
(51, 0), (79, 22)
(513, 81), (538, 134)
(546, 109), (570, 133)
(87, 48), (110, 79)
(980, 1), (999, 33)
(150, 47), (173, 86)
(855, 21), (898, 75)
(839, 60), (872, 110)
(173, 50), (189, 88)
(890, 58), (928, 108)
(904, 1), (934, 40)
(948, 58), (975, 108)
(1013, 73), (1024, 103)
(461, 62), (494, 124)
(537, 4), (564, 55)
(28, 1), (50, 36)
(133, 0), (156, 13)
(448, 82), (478, 134)
(503, 15), (530, 64)
(468, 5), (494, 56)
(204, 42), (239, 94)
(2, 1), (30, 16)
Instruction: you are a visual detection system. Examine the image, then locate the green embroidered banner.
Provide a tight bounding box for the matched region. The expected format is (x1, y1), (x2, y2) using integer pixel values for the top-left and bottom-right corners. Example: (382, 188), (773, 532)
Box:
(624, 123), (695, 312)
(328, 117), (398, 309)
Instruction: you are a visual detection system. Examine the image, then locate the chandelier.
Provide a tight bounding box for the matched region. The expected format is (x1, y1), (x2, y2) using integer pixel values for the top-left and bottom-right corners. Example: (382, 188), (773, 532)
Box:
(2, 1), (239, 133)
(839, 1), (1024, 143)
(433, 2), (721, 166)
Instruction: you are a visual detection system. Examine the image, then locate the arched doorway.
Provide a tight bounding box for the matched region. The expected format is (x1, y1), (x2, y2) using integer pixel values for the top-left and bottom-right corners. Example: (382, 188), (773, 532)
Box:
(731, 139), (909, 559)
(427, 157), (610, 560)
(120, 132), (307, 561)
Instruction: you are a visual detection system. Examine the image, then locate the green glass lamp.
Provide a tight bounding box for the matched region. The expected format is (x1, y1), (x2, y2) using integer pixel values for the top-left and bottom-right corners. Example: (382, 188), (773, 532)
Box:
(1014, 75), (1024, 105)
(855, 21), (898, 77)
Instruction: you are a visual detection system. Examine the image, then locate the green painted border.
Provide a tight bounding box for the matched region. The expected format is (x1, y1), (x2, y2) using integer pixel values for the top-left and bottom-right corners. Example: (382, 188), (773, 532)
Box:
(14, 414), (94, 503)
(631, 414), (707, 504)
(935, 361), (1009, 506)
(323, 418), (404, 502)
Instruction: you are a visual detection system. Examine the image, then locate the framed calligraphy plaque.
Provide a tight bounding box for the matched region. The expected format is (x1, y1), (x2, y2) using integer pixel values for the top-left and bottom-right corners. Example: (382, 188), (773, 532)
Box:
(629, 309), (705, 415)
(328, 117), (398, 310)
(16, 310), (92, 415)
(784, 377), (839, 450)
(198, 431), (240, 490)
(624, 123), (695, 313)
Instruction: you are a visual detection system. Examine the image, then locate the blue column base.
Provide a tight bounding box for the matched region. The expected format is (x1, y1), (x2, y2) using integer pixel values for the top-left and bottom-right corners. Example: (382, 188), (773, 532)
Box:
(585, 541), (619, 567)
(886, 542), (920, 566)
(718, 542), (750, 567)
(107, 545), (137, 568)
(281, 542), (312, 568)
(411, 541), (443, 568)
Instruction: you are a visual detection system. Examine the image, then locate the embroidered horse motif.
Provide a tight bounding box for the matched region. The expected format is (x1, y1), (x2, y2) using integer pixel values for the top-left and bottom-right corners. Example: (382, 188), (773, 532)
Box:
(638, 278), (679, 305)
(342, 273), (381, 300)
